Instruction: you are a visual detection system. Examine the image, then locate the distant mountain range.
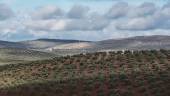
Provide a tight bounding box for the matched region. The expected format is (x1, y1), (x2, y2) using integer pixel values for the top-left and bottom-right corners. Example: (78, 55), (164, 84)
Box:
(93, 35), (170, 50)
(1, 35), (170, 64)
(1, 35), (170, 51)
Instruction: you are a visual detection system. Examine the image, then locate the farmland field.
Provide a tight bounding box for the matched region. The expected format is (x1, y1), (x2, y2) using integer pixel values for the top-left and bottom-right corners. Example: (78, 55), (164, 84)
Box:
(0, 50), (170, 96)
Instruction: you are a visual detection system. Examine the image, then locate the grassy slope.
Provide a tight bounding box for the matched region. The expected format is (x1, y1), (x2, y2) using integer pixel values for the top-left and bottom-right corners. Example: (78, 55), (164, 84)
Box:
(0, 48), (56, 65)
(0, 50), (170, 96)
(19, 39), (90, 50)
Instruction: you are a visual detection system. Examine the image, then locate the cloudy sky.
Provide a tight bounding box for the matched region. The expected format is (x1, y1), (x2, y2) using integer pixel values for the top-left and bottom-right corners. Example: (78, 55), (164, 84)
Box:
(0, 0), (170, 41)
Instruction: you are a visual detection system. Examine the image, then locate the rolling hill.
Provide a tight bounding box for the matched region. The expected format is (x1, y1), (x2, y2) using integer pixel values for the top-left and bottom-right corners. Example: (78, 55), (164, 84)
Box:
(0, 50), (170, 96)
(1, 35), (170, 65)
(0, 40), (26, 49)
(19, 39), (90, 50)
(0, 36), (170, 96)
(0, 39), (90, 65)
(1, 35), (170, 51)
(95, 35), (170, 50)
(0, 48), (56, 65)
(44, 35), (170, 51)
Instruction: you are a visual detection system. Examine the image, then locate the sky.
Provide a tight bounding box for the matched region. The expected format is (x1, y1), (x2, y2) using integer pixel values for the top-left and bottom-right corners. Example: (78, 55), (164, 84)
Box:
(0, 0), (170, 41)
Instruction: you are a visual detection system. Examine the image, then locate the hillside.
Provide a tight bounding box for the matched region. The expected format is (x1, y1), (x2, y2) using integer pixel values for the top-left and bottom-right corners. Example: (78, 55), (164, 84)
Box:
(0, 41), (26, 49)
(46, 35), (170, 51)
(1, 35), (170, 52)
(0, 48), (56, 65)
(0, 50), (169, 96)
(19, 39), (90, 50)
(92, 35), (170, 50)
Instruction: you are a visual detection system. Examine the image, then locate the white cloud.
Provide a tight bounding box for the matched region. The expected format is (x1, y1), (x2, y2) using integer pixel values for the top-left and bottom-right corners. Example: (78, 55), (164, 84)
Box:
(25, 19), (67, 31)
(0, 3), (14, 20)
(1, 2), (170, 41)
(67, 5), (90, 18)
(66, 18), (109, 31)
(31, 5), (64, 20)
(116, 16), (156, 30)
(127, 2), (156, 18)
(115, 2), (170, 31)
(106, 2), (129, 19)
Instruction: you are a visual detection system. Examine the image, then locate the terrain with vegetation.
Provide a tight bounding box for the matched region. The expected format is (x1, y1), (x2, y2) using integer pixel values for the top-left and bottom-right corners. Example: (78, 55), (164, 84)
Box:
(0, 48), (56, 65)
(1, 35), (170, 64)
(1, 35), (170, 51)
(0, 50), (170, 96)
